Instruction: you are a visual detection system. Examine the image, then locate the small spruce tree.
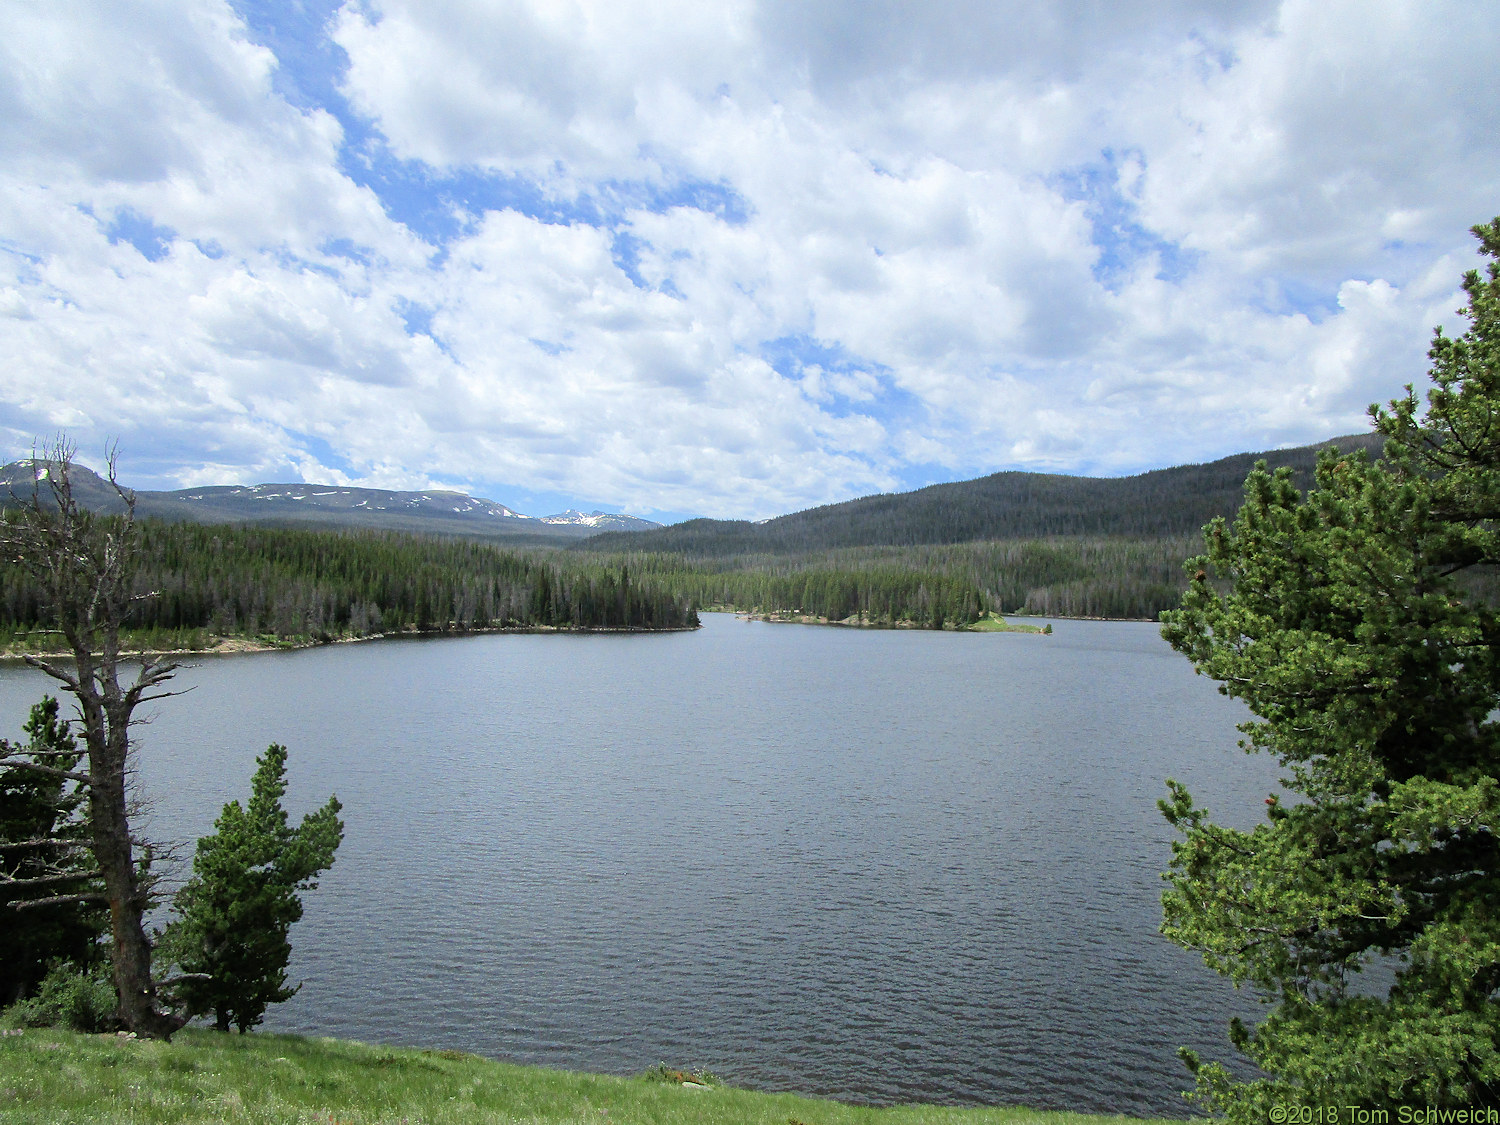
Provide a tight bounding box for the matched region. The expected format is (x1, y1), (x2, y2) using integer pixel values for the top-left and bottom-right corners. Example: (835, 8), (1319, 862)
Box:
(163, 744), (342, 1032)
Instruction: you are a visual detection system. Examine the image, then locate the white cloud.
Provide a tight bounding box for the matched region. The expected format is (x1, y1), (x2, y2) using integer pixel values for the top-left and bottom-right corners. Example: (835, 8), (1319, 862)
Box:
(1130, 0), (1500, 274)
(0, 0), (1494, 520)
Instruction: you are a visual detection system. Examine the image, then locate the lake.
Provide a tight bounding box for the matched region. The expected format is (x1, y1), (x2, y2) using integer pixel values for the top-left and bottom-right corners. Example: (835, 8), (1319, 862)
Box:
(0, 613), (1281, 1116)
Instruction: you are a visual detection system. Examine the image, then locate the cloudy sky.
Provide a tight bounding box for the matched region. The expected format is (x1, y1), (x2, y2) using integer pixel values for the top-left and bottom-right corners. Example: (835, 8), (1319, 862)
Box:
(1, 0), (1496, 521)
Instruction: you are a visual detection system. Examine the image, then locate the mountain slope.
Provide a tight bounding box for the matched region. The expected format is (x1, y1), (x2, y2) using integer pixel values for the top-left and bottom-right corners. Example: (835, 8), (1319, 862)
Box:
(2, 431), (1381, 554)
(0, 463), (661, 540)
(582, 433), (1386, 556)
(538, 508), (663, 531)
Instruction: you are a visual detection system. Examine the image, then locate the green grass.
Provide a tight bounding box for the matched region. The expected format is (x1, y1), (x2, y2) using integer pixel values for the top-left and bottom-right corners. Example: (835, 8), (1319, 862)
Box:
(0, 1028), (1181, 1125)
(967, 613), (1047, 634)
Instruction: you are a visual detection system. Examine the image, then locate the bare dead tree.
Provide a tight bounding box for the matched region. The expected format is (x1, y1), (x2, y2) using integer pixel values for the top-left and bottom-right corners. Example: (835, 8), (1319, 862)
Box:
(1, 439), (185, 1038)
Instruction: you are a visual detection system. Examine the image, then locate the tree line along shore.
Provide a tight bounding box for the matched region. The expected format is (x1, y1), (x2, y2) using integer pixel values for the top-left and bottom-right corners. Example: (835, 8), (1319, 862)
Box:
(0, 520), (702, 653)
(0, 515), (1204, 654)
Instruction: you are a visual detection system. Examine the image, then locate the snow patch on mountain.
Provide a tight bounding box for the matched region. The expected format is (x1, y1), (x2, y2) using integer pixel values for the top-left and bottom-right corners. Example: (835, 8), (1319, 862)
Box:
(1, 460), (661, 536)
(540, 509), (658, 530)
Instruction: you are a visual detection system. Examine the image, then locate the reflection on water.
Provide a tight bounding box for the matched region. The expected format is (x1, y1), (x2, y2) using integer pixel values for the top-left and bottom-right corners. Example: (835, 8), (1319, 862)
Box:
(0, 614), (1279, 1115)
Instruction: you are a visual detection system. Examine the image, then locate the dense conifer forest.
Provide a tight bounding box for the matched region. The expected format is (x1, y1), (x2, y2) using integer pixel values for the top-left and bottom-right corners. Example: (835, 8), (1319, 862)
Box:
(585, 433), (1382, 557)
(575, 537), (1195, 623)
(0, 521), (698, 650)
(574, 551), (992, 627)
(0, 524), (1206, 640)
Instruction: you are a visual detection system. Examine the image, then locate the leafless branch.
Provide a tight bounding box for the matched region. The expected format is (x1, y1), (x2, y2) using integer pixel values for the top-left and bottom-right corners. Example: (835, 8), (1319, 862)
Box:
(132, 690), (192, 707)
(20, 654), (81, 692)
(9, 892), (109, 910)
(0, 757), (94, 784)
(0, 870), (99, 889)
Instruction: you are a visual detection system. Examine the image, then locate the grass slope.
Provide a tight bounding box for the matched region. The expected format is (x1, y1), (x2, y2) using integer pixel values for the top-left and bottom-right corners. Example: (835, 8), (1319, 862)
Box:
(0, 1029), (1181, 1125)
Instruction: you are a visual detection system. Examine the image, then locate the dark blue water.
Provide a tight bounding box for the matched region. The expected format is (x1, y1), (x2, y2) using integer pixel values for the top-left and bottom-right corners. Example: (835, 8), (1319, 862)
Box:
(0, 614), (1279, 1116)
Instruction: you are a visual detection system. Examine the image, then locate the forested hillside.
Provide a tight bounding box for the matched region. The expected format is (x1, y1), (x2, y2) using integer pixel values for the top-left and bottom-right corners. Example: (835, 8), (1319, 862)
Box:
(0, 521), (698, 651)
(585, 434), (1383, 557)
(564, 434), (1385, 622)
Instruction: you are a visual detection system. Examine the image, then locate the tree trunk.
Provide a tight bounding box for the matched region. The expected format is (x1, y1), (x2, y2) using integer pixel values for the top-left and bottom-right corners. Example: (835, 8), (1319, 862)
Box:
(76, 664), (183, 1039)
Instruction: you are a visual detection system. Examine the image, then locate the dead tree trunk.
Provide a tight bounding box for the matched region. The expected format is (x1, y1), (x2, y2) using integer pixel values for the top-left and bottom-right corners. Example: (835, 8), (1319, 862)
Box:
(3, 442), (184, 1039)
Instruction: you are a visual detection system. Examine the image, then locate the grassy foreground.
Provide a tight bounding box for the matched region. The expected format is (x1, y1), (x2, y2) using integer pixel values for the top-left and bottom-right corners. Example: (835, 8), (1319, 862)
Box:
(0, 1028), (1179, 1125)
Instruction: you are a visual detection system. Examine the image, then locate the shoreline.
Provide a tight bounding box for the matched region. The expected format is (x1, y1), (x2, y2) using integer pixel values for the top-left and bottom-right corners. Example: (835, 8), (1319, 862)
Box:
(704, 606), (1153, 627)
(0, 611), (1162, 662)
(0, 621), (703, 662)
(728, 609), (1050, 633)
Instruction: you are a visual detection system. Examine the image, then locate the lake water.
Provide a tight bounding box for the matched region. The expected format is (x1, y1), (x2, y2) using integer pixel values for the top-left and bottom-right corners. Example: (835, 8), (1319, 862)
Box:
(0, 613), (1281, 1116)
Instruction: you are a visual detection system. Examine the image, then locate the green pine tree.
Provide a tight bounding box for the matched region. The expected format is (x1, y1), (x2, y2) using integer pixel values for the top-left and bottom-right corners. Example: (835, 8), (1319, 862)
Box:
(1158, 218), (1500, 1114)
(163, 744), (342, 1033)
(0, 696), (108, 1005)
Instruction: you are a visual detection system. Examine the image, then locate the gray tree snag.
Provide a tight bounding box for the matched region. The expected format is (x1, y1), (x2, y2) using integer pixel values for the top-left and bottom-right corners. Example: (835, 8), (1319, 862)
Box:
(1, 441), (184, 1039)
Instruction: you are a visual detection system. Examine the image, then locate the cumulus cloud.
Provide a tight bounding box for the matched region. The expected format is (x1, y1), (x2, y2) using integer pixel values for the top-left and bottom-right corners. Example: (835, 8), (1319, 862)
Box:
(0, 0), (1494, 519)
(1130, 0), (1500, 279)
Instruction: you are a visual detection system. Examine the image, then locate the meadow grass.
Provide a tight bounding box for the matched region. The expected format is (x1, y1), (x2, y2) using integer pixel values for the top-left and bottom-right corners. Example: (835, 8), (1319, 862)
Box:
(0, 1028), (1182, 1125)
(967, 613), (1046, 634)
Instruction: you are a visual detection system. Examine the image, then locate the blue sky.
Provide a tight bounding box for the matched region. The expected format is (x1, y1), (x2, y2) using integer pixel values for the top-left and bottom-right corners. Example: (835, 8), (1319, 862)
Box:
(1, 0), (1496, 522)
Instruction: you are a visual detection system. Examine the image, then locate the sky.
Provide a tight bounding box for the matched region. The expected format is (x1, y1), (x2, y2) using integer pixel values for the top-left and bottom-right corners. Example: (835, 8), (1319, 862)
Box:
(1, 1), (1497, 522)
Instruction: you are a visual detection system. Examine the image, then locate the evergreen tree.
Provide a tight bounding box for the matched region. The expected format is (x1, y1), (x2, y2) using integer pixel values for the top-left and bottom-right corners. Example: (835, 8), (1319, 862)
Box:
(1158, 219), (1500, 1114)
(164, 744), (342, 1033)
(0, 697), (107, 1005)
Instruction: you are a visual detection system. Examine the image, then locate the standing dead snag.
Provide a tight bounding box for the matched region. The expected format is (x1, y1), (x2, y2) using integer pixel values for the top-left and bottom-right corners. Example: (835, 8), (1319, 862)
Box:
(1, 441), (184, 1039)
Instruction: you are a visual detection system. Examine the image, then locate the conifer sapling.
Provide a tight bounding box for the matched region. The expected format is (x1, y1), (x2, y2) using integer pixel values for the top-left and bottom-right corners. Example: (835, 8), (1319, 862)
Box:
(163, 744), (342, 1033)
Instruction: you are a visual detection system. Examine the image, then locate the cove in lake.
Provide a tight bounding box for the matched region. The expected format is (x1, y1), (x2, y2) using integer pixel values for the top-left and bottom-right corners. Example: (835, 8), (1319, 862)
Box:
(0, 613), (1281, 1116)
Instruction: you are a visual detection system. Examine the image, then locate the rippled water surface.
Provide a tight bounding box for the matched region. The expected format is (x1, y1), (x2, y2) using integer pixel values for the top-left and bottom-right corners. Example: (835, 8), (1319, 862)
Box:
(0, 614), (1281, 1115)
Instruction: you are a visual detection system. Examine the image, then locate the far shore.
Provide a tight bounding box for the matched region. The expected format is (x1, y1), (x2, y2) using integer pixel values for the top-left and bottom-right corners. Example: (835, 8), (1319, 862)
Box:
(0, 621), (703, 662)
(0, 610), (1171, 663)
(726, 608), (1050, 633)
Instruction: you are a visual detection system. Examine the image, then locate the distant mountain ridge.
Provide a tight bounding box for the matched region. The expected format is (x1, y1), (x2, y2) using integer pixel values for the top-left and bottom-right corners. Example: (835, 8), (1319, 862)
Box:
(2, 431), (1385, 553)
(582, 432), (1388, 556)
(0, 462), (662, 540)
(540, 508), (653, 528)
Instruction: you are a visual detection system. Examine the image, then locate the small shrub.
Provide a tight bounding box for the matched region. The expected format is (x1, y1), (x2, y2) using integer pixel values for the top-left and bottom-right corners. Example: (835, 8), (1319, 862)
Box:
(640, 1062), (719, 1086)
(1, 960), (118, 1032)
